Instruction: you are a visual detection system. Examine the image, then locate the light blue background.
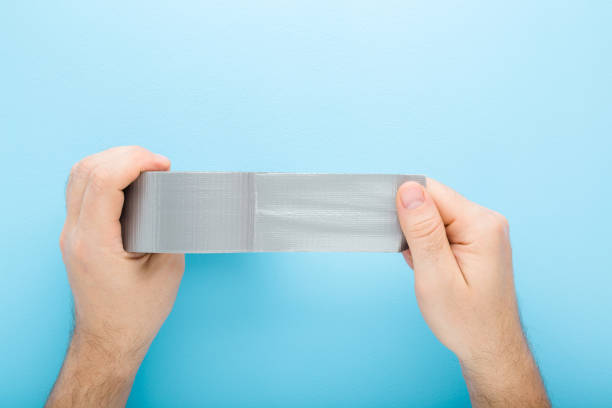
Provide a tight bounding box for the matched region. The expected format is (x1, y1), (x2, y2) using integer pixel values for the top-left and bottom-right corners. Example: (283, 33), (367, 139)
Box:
(1, 1), (611, 406)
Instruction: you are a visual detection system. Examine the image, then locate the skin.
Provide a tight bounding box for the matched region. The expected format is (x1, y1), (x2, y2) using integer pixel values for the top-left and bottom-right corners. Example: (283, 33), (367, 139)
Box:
(47, 146), (549, 407)
(46, 146), (184, 407)
(396, 180), (550, 407)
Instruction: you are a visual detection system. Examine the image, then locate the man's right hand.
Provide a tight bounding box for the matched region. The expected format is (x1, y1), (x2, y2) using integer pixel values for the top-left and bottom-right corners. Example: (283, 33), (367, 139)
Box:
(396, 179), (550, 407)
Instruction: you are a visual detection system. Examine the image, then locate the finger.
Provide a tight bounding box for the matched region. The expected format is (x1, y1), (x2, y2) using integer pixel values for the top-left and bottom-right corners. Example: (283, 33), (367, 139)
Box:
(64, 153), (108, 227)
(425, 178), (487, 244)
(78, 146), (171, 245)
(396, 181), (464, 286)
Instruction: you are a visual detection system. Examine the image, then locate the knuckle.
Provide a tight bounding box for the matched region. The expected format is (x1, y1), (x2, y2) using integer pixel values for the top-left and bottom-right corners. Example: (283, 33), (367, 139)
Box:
(89, 166), (112, 189)
(70, 159), (92, 179)
(408, 215), (444, 241)
(59, 230), (67, 252)
(489, 211), (509, 235)
(422, 229), (448, 254)
(494, 212), (510, 233)
(115, 145), (150, 163)
(475, 210), (509, 237)
(69, 233), (89, 260)
(69, 163), (79, 177)
(124, 145), (148, 157)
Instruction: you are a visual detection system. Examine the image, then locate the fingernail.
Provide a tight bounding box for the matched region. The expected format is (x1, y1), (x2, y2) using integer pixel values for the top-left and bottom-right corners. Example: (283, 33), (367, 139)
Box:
(400, 183), (425, 209)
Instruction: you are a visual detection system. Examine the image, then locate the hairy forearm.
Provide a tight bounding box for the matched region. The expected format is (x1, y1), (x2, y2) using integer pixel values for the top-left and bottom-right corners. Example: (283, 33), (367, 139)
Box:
(460, 337), (550, 408)
(46, 330), (147, 408)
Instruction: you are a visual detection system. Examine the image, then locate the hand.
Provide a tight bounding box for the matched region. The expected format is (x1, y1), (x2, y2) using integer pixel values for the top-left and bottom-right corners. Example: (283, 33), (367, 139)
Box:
(46, 146), (185, 407)
(396, 179), (550, 407)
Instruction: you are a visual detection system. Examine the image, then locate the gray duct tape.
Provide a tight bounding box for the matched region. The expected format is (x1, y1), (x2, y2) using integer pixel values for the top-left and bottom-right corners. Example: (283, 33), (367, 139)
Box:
(121, 172), (426, 253)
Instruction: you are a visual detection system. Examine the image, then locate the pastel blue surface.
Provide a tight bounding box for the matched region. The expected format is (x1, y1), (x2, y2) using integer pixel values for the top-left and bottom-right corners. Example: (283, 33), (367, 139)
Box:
(1, 1), (611, 406)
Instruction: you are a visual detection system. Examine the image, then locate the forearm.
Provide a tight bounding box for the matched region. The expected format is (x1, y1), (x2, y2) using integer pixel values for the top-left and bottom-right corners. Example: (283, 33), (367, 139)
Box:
(459, 338), (550, 408)
(46, 330), (147, 408)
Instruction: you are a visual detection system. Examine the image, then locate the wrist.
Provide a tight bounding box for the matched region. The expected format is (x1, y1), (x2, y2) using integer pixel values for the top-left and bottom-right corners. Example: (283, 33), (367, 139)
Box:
(70, 326), (150, 376)
(45, 328), (147, 407)
(459, 335), (532, 379)
(458, 335), (550, 407)
(458, 328), (530, 369)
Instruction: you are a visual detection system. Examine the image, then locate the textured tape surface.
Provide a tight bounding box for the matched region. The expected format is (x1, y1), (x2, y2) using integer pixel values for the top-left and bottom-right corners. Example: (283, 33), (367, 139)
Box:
(121, 172), (426, 253)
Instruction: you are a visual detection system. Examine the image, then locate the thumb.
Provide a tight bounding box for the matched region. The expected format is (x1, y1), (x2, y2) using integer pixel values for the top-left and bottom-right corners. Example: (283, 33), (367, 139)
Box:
(396, 181), (460, 283)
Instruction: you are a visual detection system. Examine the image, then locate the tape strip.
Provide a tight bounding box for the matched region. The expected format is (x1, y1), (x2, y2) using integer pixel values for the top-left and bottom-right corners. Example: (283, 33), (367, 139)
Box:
(121, 172), (425, 253)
